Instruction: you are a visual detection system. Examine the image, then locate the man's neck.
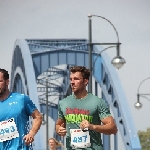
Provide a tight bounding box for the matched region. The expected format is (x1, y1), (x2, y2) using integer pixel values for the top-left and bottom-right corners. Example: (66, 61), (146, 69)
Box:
(0, 90), (10, 101)
(74, 90), (88, 99)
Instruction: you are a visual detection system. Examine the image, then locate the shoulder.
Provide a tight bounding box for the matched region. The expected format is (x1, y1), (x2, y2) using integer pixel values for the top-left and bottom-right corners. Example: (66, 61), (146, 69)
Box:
(88, 93), (107, 103)
(59, 95), (73, 104)
(88, 93), (101, 100)
(11, 92), (30, 101)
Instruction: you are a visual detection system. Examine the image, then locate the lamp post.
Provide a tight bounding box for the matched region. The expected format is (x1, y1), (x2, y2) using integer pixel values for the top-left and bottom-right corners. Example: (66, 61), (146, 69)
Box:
(37, 75), (49, 150)
(45, 77), (63, 150)
(134, 77), (150, 109)
(46, 76), (49, 150)
(88, 14), (126, 92)
(37, 72), (64, 150)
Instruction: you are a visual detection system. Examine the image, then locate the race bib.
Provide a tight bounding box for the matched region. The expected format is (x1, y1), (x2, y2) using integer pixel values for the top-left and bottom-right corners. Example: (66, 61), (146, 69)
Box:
(70, 129), (91, 149)
(0, 118), (19, 142)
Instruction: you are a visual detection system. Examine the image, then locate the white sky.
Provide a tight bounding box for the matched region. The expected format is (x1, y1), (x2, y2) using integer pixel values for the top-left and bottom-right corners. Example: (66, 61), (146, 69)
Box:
(0, 0), (150, 149)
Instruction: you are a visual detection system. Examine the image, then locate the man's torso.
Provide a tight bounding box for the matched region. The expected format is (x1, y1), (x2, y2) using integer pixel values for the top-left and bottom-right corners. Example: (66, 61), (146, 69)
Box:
(0, 93), (36, 150)
(58, 93), (110, 150)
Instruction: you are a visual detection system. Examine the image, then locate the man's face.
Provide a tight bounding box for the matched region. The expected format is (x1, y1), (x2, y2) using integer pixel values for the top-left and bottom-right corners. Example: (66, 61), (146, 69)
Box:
(70, 72), (88, 93)
(0, 72), (8, 96)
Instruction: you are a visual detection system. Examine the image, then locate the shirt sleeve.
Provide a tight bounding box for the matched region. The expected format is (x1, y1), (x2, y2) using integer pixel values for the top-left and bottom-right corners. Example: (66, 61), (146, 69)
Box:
(58, 102), (65, 120)
(98, 98), (111, 120)
(24, 95), (37, 116)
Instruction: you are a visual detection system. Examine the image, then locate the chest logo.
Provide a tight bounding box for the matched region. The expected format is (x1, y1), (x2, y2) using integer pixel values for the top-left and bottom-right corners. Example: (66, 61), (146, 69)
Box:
(9, 102), (17, 105)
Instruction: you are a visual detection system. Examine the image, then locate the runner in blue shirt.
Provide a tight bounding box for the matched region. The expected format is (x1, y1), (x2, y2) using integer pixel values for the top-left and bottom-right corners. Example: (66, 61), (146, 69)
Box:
(0, 68), (42, 150)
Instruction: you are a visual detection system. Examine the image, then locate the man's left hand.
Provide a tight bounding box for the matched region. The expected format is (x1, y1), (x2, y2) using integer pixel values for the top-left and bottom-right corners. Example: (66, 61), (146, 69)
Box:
(80, 119), (93, 130)
(23, 132), (34, 145)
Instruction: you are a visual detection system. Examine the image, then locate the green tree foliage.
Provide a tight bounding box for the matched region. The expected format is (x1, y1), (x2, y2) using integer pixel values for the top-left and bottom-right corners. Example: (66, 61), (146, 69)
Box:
(138, 128), (150, 150)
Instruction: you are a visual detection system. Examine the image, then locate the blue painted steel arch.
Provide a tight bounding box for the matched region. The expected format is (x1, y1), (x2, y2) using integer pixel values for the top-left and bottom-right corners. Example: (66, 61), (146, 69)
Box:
(10, 39), (141, 150)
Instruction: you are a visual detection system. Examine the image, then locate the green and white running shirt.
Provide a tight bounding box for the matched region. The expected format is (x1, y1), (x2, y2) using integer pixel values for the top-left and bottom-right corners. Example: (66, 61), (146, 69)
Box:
(58, 93), (111, 150)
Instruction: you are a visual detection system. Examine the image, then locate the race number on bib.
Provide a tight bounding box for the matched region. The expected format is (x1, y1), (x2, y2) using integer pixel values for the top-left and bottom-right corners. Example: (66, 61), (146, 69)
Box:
(70, 129), (91, 149)
(0, 118), (19, 142)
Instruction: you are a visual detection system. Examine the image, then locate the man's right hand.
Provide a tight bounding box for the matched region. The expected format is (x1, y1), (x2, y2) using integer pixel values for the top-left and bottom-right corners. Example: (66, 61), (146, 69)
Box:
(57, 123), (67, 136)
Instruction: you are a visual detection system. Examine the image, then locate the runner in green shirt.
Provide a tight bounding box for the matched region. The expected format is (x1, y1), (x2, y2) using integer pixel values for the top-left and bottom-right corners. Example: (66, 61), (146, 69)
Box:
(56, 66), (117, 150)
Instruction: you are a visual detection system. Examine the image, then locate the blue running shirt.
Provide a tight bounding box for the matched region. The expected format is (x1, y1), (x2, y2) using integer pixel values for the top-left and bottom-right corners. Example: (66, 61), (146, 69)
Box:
(0, 92), (37, 150)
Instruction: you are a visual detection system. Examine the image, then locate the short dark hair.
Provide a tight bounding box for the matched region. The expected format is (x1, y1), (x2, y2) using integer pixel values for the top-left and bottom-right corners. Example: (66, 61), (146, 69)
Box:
(0, 68), (9, 80)
(70, 66), (90, 80)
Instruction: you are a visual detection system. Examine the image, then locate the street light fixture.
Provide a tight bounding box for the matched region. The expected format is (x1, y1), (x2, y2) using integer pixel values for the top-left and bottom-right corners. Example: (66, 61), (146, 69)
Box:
(88, 14), (126, 92)
(92, 45), (116, 73)
(134, 77), (150, 109)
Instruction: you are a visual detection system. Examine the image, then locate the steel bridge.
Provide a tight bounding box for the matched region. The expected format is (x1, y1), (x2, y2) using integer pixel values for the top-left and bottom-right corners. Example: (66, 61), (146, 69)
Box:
(10, 39), (141, 150)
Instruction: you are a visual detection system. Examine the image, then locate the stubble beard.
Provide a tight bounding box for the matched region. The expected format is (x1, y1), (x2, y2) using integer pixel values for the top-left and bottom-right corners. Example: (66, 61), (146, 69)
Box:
(0, 87), (6, 97)
(71, 85), (78, 92)
(71, 87), (81, 95)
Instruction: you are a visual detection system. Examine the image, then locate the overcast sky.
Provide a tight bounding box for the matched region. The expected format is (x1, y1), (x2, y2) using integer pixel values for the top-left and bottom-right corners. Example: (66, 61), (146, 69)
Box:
(1, 0), (150, 149)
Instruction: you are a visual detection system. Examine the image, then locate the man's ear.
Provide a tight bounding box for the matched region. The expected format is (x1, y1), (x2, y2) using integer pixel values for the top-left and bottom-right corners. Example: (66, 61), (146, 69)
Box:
(6, 79), (10, 86)
(84, 79), (89, 86)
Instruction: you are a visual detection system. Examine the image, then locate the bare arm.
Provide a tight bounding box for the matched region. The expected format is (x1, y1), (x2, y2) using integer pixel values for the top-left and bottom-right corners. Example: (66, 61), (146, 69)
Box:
(23, 109), (42, 145)
(80, 116), (118, 135)
(55, 118), (66, 136)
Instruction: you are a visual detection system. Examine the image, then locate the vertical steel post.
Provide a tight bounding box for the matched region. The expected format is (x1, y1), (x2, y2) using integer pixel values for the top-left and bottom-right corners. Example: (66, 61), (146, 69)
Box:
(88, 16), (92, 93)
(114, 134), (118, 150)
(46, 77), (49, 150)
